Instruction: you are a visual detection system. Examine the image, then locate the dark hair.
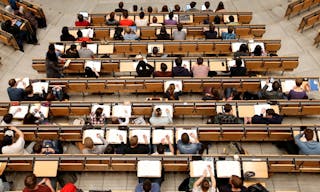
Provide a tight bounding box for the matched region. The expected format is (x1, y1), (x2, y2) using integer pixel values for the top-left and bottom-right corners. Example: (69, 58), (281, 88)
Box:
(24, 85), (33, 95)
(190, 1), (197, 8)
(160, 63), (168, 72)
(230, 175), (243, 188)
(81, 41), (87, 47)
(253, 45), (262, 56)
(239, 44), (249, 53)
(122, 10), (129, 18)
(33, 142), (43, 154)
(152, 47), (159, 54)
(160, 26), (167, 34)
(209, 23), (215, 31)
(204, 1), (210, 9)
(118, 1), (124, 8)
(23, 112), (38, 124)
(169, 12), (174, 20)
(95, 107), (103, 119)
(109, 12), (115, 20)
(147, 6), (153, 13)
(266, 109), (275, 116)
(139, 11), (145, 19)
(2, 113), (13, 124)
(46, 44), (58, 62)
(305, 129), (314, 141)
(295, 78), (303, 87)
(181, 133), (190, 144)
(104, 144), (115, 154)
(77, 29), (83, 38)
(174, 4), (181, 12)
(272, 81), (281, 91)
(177, 23), (183, 31)
(24, 174), (37, 190)
(175, 57), (182, 66)
(229, 15), (235, 22)
(213, 15), (221, 24)
(161, 5), (169, 12)
(157, 144), (166, 154)
(216, 1), (225, 12)
(224, 103), (232, 113)
(61, 26), (70, 36)
(235, 58), (242, 67)
(201, 179), (210, 191)
(70, 44), (77, 50)
(78, 14), (84, 22)
(2, 135), (13, 147)
(227, 26), (234, 34)
(143, 179), (152, 192)
(8, 79), (16, 87)
(133, 5), (138, 12)
(197, 57), (203, 65)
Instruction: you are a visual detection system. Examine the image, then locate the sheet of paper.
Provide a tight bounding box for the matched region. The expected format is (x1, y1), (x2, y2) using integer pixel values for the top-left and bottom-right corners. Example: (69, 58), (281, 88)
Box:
(87, 43), (98, 54)
(106, 129), (127, 144)
(9, 105), (29, 119)
(85, 60), (101, 72)
(254, 104), (271, 116)
(152, 129), (174, 144)
(190, 160), (214, 177)
(231, 42), (245, 52)
(153, 105), (173, 117)
(281, 80), (296, 93)
(216, 160), (241, 178)
(81, 28), (94, 38)
(176, 129), (197, 143)
(29, 104), (49, 118)
(83, 129), (105, 144)
(129, 129), (151, 144)
(79, 11), (89, 18)
(15, 77), (29, 89)
(260, 80), (272, 91)
(54, 44), (65, 53)
(91, 104), (111, 118)
(32, 82), (49, 94)
(164, 80), (182, 92)
(137, 160), (162, 177)
(112, 104), (132, 117)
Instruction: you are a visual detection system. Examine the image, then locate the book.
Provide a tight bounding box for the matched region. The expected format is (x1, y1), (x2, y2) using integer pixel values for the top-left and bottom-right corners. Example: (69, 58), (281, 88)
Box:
(190, 160), (214, 177)
(153, 105), (173, 117)
(129, 129), (151, 144)
(164, 80), (182, 92)
(9, 105), (29, 119)
(91, 104), (111, 118)
(15, 77), (29, 89)
(137, 160), (162, 177)
(83, 129), (105, 144)
(176, 128), (197, 143)
(216, 160), (241, 178)
(112, 104), (132, 117)
(152, 129), (174, 144)
(84, 60), (101, 72)
(29, 104), (49, 118)
(32, 82), (49, 94)
(106, 129), (127, 144)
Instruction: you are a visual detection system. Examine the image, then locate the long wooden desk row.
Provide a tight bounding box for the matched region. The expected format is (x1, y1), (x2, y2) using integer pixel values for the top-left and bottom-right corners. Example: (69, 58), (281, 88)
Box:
(69, 24), (266, 40)
(314, 30), (320, 47)
(23, 75), (310, 95)
(52, 40), (281, 56)
(0, 8), (34, 34)
(298, 9), (320, 32)
(89, 11), (252, 26)
(0, 155), (319, 174)
(2, 100), (320, 117)
(0, 124), (317, 142)
(0, 29), (19, 50)
(285, 0), (320, 19)
(33, 56), (298, 74)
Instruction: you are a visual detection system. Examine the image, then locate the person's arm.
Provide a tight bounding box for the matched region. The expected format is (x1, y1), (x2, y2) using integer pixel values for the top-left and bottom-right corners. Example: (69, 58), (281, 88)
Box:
(9, 126), (23, 138)
(166, 135), (174, 154)
(165, 109), (173, 124)
(193, 169), (207, 189)
(294, 133), (305, 149)
(97, 133), (108, 145)
(208, 165), (216, 188)
(190, 133), (199, 143)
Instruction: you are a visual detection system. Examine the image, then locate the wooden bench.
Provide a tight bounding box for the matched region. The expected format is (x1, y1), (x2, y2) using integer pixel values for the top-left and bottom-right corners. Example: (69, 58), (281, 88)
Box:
(298, 9), (320, 32)
(0, 29), (19, 50)
(0, 8), (34, 34)
(285, 0), (320, 19)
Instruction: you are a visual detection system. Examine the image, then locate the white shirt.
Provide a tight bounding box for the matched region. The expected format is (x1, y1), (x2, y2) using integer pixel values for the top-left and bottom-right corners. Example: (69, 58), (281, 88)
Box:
(135, 18), (148, 26)
(2, 137), (27, 154)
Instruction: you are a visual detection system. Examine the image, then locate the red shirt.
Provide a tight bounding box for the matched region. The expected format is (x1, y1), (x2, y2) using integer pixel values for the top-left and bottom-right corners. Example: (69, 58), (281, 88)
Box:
(75, 20), (90, 26)
(119, 19), (134, 26)
(23, 185), (51, 192)
(77, 37), (91, 42)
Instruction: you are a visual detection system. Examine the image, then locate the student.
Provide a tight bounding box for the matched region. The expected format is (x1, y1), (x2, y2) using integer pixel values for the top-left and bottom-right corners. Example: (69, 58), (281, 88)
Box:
(173, 23), (186, 40)
(153, 63), (172, 77)
(157, 26), (171, 40)
(82, 135), (108, 154)
(7, 78), (25, 101)
(287, 78), (308, 99)
(192, 57), (209, 77)
(251, 44), (266, 56)
(260, 80), (286, 99)
(186, 1), (199, 12)
(148, 47), (162, 57)
(135, 12), (148, 26)
(164, 83), (181, 100)
(164, 12), (177, 25)
(230, 58), (246, 76)
(1, 113), (14, 125)
(149, 16), (162, 26)
(23, 85), (45, 101)
(248, 108), (283, 124)
(153, 135), (174, 155)
(119, 10), (134, 26)
(192, 165), (216, 192)
(234, 44), (250, 58)
(46, 44), (66, 78)
(23, 112), (46, 125)
(135, 179), (160, 192)
(149, 108), (173, 125)
(172, 57), (192, 77)
(115, 1), (127, 12)
(119, 135), (149, 154)
(207, 103), (243, 124)
(202, 1), (213, 12)
(177, 133), (202, 154)
(204, 24), (217, 39)
(106, 12), (119, 26)
(75, 14), (90, 26)
(23, 174), (54, 192)
(60, 26), (76, 41)
(215, 1), (225, 12)
(65, 44), (80, 58)
(2, 126), (27, 154)
(1, 19), (27, 51)
(227, 15), (238, 25)
(221, 26), (236, 40)
(123, 27), (139, 40)
(295, 129), (320, 155)
(161, 5), (169, 12)
(136, 60), (154, 77)
(76, 30), (91, 42)
(202, 88), (222, 100)
(90, 107), (107, 125)
(173, 4), (181, 12)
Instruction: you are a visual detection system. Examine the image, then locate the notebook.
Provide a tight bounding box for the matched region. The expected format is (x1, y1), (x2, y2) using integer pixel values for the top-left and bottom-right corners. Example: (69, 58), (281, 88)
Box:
(87, 43), (98, 54)
(281, 79), (296, 93)
(15, 77), (29, 89)
(83, 129), (105, 144)
(137, 160), (162, 177)
(260, 80), (272, 91)
(190, 160), (214, 177)
(32, 82), (49, 94)
(152, 129), (174, 144)
(9, 105), (29, 119)
(216, 160), (241, 178)
(84, 60), (101, 72)
(81, 28), (94, 38)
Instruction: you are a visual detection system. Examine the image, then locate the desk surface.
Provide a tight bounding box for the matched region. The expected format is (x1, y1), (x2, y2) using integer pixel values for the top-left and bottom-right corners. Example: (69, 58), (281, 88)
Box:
(242, 161), (268, 179)
(33, 161), (58, 177)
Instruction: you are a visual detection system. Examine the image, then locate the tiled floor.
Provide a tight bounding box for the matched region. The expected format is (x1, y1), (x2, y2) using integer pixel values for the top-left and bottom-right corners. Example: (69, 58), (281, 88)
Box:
(1, 0), (320, 191)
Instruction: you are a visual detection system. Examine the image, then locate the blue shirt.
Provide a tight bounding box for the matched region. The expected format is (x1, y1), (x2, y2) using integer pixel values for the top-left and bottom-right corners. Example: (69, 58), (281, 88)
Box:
(177, 140), (202, 154)
(135, 183), (160, 192)
(221, 32), (236, 40)
(7, 87), (24, 101)
(295, 133), (320, 155)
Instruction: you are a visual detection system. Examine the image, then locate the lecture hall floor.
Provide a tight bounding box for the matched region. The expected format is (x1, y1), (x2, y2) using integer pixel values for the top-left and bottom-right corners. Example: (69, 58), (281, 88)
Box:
(1, 0), (320, 191)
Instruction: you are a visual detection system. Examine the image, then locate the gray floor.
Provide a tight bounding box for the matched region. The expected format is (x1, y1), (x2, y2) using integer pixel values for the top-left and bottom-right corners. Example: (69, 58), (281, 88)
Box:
(1, 0), (320, 191)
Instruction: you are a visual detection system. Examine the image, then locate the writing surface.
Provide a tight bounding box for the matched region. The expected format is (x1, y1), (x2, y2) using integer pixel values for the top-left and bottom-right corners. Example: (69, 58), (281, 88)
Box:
(190, 160), (214, 177)
(33, 161), (58, 177)
(153, 105), (173, 117)
(129, 129), (151, 144)
(83, 129), (105, 144)
(209, 61), (227, 71)
(152, 129), (174, 144)
(137, 160), (162, 177)
(0, 162), (7, 176)
(112, 104), (132, 117)
(9, 105), (29, 119)
(91, 104), (111, 118)
(242, 162), (268, 178)
(29, 104), (49, 118)
(281, 80), (296, 93)
(98, 44), (114, 54)
(32, 82), (49, 94)
(87, 43), (98, 54)
(15, 77), (29, 89)
(216, 160), (241, 178)
(176, 128), (197, 143)
(106, 129), (127, 144)
(164, 80), (182, 92)
(85, 60), (101, 72)
(81, 28), (94, 38)
(119, 61), (136, 72)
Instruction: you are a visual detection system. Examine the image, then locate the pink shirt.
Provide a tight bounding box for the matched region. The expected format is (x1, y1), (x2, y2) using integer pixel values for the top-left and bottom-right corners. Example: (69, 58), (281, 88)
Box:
(192, 65), (209, 77)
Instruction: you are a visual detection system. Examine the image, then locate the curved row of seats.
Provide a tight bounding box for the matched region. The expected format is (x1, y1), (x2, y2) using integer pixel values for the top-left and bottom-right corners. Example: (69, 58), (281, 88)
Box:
(285, 0), (320, 19)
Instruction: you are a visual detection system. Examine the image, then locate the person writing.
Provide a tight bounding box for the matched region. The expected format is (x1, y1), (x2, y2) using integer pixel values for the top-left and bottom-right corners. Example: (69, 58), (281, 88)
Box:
(193, 165), (216, 192)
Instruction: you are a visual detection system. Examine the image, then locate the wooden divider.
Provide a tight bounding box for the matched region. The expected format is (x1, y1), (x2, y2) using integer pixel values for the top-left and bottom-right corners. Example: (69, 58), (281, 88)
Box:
(314, 30), (320, 47)
(298, 9), (320, 32)
(285, 0), (320, 19)
(0, 8), (34, 34)
(0, 30), (19, 50)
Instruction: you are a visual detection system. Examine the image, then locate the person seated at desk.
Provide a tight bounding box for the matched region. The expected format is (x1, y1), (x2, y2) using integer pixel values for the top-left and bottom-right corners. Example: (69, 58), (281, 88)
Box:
(154, 63), (172, 77)
(202, 1), (213, 12)
(149, 16), (163, 27)
(76, 30), (91, 42)
(119, 135), (150, 154)
(226, 15), (238, 25)
(135, 11), (148, 26)
(153, 135), (174, 155)
(2, 126), (27, 154)
(287, 78), (309, 100)
(1, 113), (14, 125)
(147, 47), (163, 57)
(192, 57), (209, 77)
(177, 133), (202, 154)
(215, 1), (226, 12)
(119, 10), (135, 26)
(172, 57), (192, 77)
(207, 103), (243, 124)
(294, 129), (320, 155)
(75, 14), (90, 27)
(23, 174), (54, 192)
(173, 4), (181, 12)
(64, 44), (80, 58)
(224, 88), (242, 101)
(82, 134), (108, 154)
(115, 1), (127, 12)
(90, 107), (107, 125)
(259, 80), (286, 100)
(136, 60), (154, 77)
(204, 24), (218, 39)
(186, 1), (199, 12)
(124, 27), (139, 40)
(246, 108), (283, 124)
(202, 87), (222, 101)
(149, 108), (173, 125)
(161, 5), (169, 12)
(221, 26), (236, 40)
(219, 175), (247, 192)
(46, 44), (66, 78)
(173, 23), (186, 40)
(7, 78), (25, 101)
(33, 140), (63, 154)
(157, 26), (171, 40)
(23, 111), (46, 125)
(135, 179), (160, 192)
(23, 85), (45, 101)
(193, 166), (216, 192)
(251, 44), (266, 56)
(1, 19), (27, 52)
(60, 26), (76, 41)
(78, 41), (94, 58)
(230, 58), (246, 76)
(164, 83), (182, 100)
(164, 12), (177, 25)
(106, 12), (119, 26)
(234, 44), (250, 58)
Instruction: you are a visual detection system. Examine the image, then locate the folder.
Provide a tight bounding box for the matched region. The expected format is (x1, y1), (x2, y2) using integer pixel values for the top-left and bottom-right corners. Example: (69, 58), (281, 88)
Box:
(137, 160), (162, 177)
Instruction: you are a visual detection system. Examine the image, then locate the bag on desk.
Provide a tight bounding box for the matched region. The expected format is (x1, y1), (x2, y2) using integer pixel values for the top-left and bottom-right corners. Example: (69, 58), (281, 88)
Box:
(247, 183), (269, 192)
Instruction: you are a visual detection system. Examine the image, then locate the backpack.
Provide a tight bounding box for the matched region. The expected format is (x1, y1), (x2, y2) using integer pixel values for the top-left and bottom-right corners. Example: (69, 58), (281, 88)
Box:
(247, 183), (269, 192)
(224, 142), (245, 154)
(113, 27), (123, 40)
(85, 67), (98, 78)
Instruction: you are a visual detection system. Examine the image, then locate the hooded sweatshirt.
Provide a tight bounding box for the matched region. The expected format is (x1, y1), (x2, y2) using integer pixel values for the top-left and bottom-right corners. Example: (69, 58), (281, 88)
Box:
(295, 133), (320, 155)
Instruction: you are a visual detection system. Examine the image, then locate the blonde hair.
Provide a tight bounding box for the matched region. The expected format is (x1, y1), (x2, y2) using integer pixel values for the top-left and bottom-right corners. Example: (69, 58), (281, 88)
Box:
(84, 137), (94, 149)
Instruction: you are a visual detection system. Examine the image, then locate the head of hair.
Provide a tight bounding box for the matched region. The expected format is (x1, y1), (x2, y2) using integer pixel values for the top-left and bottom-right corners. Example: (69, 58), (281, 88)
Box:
(143, 179), (152, 192)
(175, 57), (183, 66)
(23, 112), (37, 124)
(152, 46), (159, 54)
(295, 78), (303, 87)
(157, 143), (166, 154)
(78, 14), (84, 22)
(160, 63), (168, 72)
(230, 175), (243, 189)
(61, 26), (70, 36)
(2, 135), (13, 147)
(305, 129), (314, 141)
(227, 26), (234, 34)
(197, 57), (203, 65)
(253, 45), (262, 56)
(81, 41), (87, 48)
(48, 43), (55, 52)
(70, 44), (77, 50)
(138, 60), (146, 68)
(181, 133), (190, 144)
(33, 142), (43, 154)
(213, 15), (221, 24)
(211, 89), (221, 100)
(235, 58), (242, 67)
(169, 12), (174, 19)
(84, 137), (94, 149)
(190, 1), (197, 8)
(104, 144), (115, 154)
(77, 29), (83, 38)
(177, 23), (183, 31)
(24, 85), (33, 95)
(109, 12), (115, 19)
(155, 107), (162, 116)
(272, 81), (281, 91)
(129, 135), (138, 147)
(266, 109), (275, 116)
(47, 44), (58, 62)
(133, 5), (138, 12)
(209, 23), (215, 31)
(160, 26), (167, 34)
(95, 107), (103, 117)
(2, 113), (13, 124)
(122, 10), (129, 18)
(174, 4), (181, 11)
(162, 5), (169, 12)
(201, 179), (210, 191)
(152, 16), (158, 23)
(205, 1), (210, 9)
(139, 11), (145, 19)
(8, 79), (16, 87)
(118, 1), (124, 8)
(238, 44), (249, 53)
(147, 6), (153, 13)
(224, 103), (232, 113)
(216, 1), (225, 11)
(125, 27), (131, 34)
(229, 15), (235, 22)
(24, 174), (37, 190)
(4, 20), (12, 28)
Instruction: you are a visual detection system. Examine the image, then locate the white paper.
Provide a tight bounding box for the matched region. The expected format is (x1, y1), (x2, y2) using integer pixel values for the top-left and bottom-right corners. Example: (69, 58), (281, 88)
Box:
(137, 160), (162, 177)
(281, 80), (296, 93)
(231, 42), (245, 52)
(83, 129), (105, 144)
(112, 104), (132, 117)
(129, 129), (151, 144)
(81, 28), (94, 38)
(79, 11), (89, 18)
(164, 80), (182, 93)
(227, 59), (244, 70)
(106, 129), (127, 144)
(87, 44), (98, 54)
(152, 129), (174, 144)
(254, 104), (271, 116)
(91, 104), (111, 118)
(216, 160), (241, 178)
(29, 104), (49, 118)
(32, 82), (49, 94)
(260, 80), (272, 91)
(190, 160), (214, 177)
(84, 60), (101, 72)
(15, 78), (29, 89)
(54, 44), (65, 53)
(9, 105), (29, 119)
(176, 129), (197, 143)
(153, 105), (173, 117)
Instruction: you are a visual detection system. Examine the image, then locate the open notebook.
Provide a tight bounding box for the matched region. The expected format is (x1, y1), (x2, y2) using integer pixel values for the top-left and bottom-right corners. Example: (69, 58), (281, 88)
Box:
(15, 77), (29, 89)
(32, 82), (49, 94)
(137, 160), (162, 177)
(9, 105), (29, 119)
(83, 129), (105, 144)
(112, 104), (132, 117)
(216, 160), (241, 178)
(129, 129), (151, 144)
(106, 129), (127, 144)
(152, 129), (174, 144)
(190, 160), (214, 177)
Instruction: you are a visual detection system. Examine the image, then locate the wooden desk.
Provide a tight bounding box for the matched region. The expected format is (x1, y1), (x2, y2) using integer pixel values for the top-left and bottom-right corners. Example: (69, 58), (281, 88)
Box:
(33, 161), (58, 177)
(242, 161), (268, 178)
